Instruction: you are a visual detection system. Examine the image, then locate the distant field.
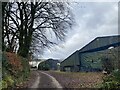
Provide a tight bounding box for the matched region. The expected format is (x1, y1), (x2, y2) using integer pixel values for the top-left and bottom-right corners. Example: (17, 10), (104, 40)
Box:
(46, 71), (104, 88)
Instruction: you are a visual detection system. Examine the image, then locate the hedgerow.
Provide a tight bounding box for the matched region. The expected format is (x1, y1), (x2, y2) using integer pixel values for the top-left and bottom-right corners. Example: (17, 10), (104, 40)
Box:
(2, 52), (30, 89)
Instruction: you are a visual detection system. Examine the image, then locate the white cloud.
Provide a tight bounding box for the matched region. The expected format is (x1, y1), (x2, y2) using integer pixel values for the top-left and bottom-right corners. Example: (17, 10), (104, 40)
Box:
(41, 2), (118, 60)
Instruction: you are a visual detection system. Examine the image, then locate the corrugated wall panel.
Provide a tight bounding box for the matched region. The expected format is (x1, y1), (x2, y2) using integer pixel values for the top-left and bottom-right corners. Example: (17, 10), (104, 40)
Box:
(61, 51), (79, 66)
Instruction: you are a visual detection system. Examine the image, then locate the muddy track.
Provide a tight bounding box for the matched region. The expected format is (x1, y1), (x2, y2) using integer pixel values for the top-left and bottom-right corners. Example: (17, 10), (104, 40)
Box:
(30, 70), (62, 89)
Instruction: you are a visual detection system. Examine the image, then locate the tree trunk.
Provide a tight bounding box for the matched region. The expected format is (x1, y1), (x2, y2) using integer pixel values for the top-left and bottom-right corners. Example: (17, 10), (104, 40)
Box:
(18, 2), (35, 58)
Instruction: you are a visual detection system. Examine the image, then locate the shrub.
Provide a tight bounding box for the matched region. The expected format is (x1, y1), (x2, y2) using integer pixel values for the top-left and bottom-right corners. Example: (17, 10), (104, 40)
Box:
(2, 80), (7, 89)
(112, 69), (120, 82)
(2, 75), (14, 88)
(2, 52), (30, 89)
(101, 69), (120, 89)
(20, 57), (30, 80)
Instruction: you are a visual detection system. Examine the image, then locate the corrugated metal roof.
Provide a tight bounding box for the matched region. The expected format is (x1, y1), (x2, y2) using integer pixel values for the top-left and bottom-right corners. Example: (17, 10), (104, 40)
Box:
(79, 35), (120, 53)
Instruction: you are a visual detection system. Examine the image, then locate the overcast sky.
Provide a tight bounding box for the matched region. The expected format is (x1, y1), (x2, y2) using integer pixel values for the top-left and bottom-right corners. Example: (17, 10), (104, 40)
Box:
(38, 2), (118, 60)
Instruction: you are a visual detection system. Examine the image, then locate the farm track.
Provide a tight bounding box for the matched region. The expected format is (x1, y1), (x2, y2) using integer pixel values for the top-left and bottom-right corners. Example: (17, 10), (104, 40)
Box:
(20, 70), (62, 89)
(19, 70), (104, 89)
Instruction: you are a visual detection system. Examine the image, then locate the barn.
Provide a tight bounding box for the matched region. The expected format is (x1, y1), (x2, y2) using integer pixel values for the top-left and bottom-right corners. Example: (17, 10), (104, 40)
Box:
(60, 35), (120, 72)
(38, 59), (60, 70)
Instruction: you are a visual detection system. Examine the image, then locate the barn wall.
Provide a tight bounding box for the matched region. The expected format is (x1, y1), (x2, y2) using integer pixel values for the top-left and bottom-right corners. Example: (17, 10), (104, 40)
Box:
(60, 51), (80, 72)
(80, 46), (119, 72)
(80, 51), (105, 72)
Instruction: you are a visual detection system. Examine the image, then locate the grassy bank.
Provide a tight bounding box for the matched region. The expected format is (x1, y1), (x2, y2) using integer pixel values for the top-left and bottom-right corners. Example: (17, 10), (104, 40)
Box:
(1, 52), (30, 89)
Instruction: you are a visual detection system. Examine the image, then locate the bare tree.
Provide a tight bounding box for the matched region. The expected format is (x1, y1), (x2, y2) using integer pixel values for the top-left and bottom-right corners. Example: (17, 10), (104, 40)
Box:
(3, 2), (74, 58)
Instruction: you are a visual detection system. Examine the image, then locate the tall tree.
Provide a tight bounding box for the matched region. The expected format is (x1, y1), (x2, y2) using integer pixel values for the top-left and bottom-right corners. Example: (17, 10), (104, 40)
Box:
(3, 2), (74, 58)
(2, 2), (7, 51)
